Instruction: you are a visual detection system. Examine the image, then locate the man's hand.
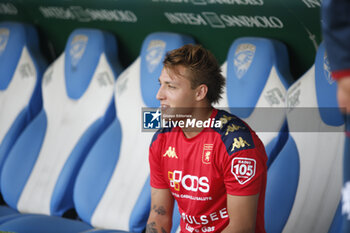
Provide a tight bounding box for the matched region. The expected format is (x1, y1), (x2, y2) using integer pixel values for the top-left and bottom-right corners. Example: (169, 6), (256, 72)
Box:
(221, 194), (259, 233)
(146, 188), (174, 233)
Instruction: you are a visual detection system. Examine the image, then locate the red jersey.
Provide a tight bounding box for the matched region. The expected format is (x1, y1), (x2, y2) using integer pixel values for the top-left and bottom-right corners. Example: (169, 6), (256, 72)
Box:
(149, 109), (267, 233)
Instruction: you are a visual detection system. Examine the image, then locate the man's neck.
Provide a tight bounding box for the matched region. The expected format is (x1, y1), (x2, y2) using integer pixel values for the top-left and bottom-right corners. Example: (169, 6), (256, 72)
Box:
(182, 106), (214, 139)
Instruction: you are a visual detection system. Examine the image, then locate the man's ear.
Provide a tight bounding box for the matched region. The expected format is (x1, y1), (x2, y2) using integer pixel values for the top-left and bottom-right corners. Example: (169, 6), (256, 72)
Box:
(195, 84), (208, 101)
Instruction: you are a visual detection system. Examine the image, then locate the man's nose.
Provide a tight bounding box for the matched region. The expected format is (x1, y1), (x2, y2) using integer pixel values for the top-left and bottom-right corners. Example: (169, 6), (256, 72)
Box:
(156, 85), (164, 100)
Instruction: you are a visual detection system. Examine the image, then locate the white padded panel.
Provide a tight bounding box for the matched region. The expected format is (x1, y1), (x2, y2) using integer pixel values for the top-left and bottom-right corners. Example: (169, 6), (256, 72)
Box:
(244, 65), (287, 146)
(17, 52), (115, 215)
(215, 63), (287, 146)
(0, 46), (36, 143)
(282, 66), (344, 233)
(91, 57), (152, 230)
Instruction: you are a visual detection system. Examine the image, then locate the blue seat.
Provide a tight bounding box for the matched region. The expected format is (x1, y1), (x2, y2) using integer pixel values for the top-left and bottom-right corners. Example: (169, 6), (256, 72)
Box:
(265, 42), (345, 233)
(0, 22), (46, 187)
(0, 28), (122, 224)
(0, 32), (194, 233)
(215, 37), (293, 166)
(73, 32), (194, 233)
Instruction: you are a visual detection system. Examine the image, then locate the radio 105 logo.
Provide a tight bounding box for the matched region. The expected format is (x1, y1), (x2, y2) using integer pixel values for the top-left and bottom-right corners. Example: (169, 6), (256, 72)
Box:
(143, 109), (161, 129)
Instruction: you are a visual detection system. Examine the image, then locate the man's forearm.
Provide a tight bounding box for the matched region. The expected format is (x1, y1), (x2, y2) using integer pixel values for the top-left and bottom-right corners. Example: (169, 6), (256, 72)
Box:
(146, 204), (172, 233)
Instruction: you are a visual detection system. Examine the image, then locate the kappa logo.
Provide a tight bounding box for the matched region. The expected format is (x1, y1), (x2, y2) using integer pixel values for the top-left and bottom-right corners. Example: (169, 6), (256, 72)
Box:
(0, 28), (9, 55)
(231, 157), (256, 185)
(323, 52), (335, 85)
(69, 34), (88, 67)
(163, 146), (178, 159)
(225, 124), (245, 136)
(231, 137), (250, 152)
(219, 114), (235, 129)
(146, 40), (166, 73)
(233, 43), (256, 79)
(202, 144), (213, 164)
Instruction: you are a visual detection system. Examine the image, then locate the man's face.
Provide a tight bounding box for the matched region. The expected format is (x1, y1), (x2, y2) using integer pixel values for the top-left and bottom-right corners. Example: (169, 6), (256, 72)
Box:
(156, 66), (197, 116)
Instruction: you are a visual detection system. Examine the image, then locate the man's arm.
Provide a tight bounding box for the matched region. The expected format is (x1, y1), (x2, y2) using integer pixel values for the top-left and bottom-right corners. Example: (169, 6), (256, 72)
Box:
(221, 194), (259, 233)
(146, 187), (174, 233)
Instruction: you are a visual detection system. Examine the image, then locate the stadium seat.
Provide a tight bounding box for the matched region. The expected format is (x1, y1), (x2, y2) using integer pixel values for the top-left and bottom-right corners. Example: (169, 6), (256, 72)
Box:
(0, 21), (46, 190)
(0, 32), (194, 233)
(265, 42), (345, 233)
(215, 37), (293, 166)
(0, 27), (122, 225)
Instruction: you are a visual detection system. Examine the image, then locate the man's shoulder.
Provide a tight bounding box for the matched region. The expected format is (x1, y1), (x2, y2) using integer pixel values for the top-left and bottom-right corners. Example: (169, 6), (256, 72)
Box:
(213, 109), (256, 155)
(150, 127), (173, 148)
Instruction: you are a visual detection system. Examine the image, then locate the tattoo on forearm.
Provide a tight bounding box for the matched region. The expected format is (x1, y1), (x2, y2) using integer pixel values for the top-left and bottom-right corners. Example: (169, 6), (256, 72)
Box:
(161, 227), (167, 233)
(152, 204), (166, 215)
(146, 222), (158, 233)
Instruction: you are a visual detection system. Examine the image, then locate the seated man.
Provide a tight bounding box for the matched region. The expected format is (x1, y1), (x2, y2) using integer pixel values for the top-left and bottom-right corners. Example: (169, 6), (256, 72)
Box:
(147, 44), (267, 233)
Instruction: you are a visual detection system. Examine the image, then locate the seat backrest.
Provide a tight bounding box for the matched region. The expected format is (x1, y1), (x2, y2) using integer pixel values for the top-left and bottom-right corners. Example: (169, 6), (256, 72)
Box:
(73, 32), (194, 232)
(265, 42), (345, 233)
(0, 28), (121, 216)
(0, 22), (46, 183)
(215, 37), (293, 163)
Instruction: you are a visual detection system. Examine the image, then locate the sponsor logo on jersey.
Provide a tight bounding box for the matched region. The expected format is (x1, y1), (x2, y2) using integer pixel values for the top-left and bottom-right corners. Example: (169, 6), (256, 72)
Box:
(202, 144), (213, 164)
(0, 28), (9, 55)
(163, 146), (178, 159)
(69, 34), (88, 67)
(233, 43), (256, 79)
(146, 40), (166, 73)
(342, 181), (350, 220)
(168, 170), (210, 193)
(231, 157), (256, 185)
(231, 137), (250, 152)
(181, 208), (229, 228)
(225, 123), (245, 135)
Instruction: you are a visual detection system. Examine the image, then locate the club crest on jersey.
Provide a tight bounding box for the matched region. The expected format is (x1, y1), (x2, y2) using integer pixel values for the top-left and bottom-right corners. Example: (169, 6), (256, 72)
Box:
(231, 158), (256, 185)
(202, 144), (213, 164)
(233, 43), (256, 79)
(163, 146), (178, 159)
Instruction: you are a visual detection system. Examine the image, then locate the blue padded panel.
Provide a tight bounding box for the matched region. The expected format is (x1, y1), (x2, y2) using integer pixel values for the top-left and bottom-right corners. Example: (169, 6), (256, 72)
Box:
(83, 230), (129, 233)
(315, 43), (343, 126)
(129, 176), (151, 233)
(342, 115), (350, 233)
(0, 22), (25, 90)
(265, 121), (289, 167)
(74, 117), (122, 224)
(171, 201), (181, 233)
(264, 136), (300, 233)
(51, 102), (115, 216)
(1, 110), (47, 209)
(327, 202), (342, 233)
(0, 215), (92, 233)
(64, 29), (120, 100)
(0, 206), (18, 217)
(226, 37), (291, 118)
(140, 32), (195, 108)
(0, 109), (28, 181)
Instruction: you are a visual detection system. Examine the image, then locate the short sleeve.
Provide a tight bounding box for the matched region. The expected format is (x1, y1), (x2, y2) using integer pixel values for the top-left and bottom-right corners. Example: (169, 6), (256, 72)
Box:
(149, 132), (168, 189)
(221, 143), (267, 196)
